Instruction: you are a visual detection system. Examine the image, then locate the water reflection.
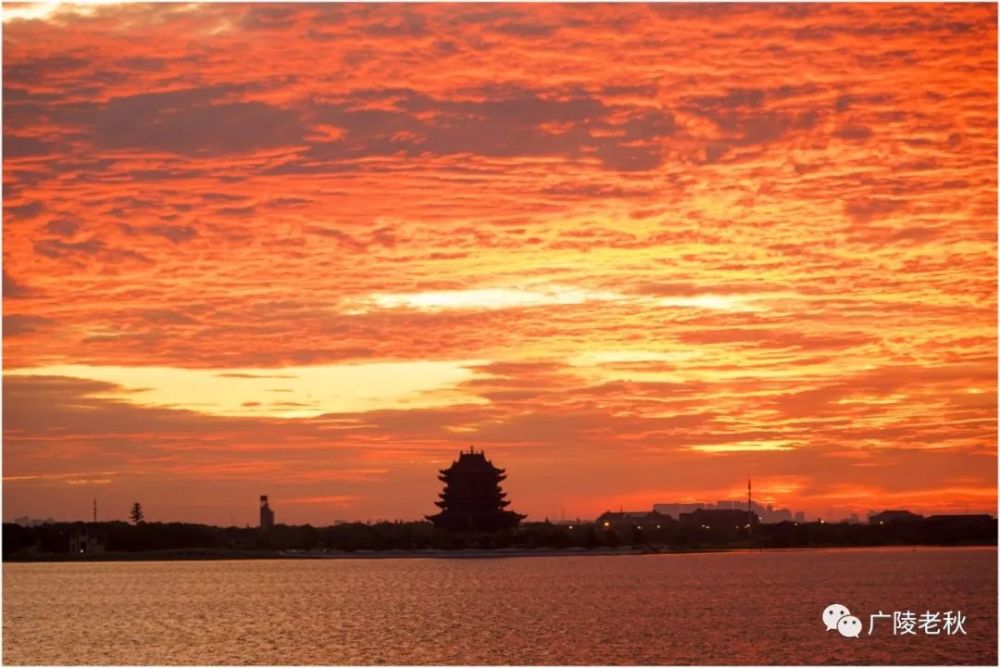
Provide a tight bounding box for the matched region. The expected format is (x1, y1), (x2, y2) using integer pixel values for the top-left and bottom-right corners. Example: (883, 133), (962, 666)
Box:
(3, 547), (996, 665)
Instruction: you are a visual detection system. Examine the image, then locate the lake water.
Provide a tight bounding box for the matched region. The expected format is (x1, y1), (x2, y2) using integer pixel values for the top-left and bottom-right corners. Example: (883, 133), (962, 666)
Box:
(3, 546), (996, 664)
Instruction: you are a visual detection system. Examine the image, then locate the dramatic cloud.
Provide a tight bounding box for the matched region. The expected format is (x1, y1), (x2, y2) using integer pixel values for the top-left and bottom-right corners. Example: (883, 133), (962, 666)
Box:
(2, 2), (996, 525)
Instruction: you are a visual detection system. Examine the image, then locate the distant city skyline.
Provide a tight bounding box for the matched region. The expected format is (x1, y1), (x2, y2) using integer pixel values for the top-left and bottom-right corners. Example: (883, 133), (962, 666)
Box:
(3, 3), (997, 527)
(5, 482), (993, 527)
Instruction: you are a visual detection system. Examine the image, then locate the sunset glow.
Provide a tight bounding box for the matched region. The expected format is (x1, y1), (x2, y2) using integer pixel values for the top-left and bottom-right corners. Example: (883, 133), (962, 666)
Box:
(2, 2), (996, 526)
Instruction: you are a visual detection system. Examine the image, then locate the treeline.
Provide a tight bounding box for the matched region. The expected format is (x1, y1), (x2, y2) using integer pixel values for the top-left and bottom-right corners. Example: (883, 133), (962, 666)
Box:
(3, 517), (995, 560)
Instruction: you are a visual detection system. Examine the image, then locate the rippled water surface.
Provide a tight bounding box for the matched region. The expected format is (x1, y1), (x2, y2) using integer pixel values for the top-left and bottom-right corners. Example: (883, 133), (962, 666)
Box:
(3, 546), (996, 664)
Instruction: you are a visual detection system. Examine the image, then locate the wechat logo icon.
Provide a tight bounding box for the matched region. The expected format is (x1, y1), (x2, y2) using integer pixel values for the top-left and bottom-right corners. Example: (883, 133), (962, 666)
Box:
(823, 603), (862, 638)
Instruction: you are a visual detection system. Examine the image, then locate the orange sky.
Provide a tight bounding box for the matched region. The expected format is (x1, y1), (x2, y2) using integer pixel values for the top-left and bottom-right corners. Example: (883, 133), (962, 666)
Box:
(2, 2), (997, 525)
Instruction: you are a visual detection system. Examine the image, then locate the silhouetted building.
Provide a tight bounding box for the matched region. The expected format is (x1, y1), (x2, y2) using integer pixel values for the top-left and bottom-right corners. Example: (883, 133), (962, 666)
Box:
(68, 527), (105, 555)
(595, 510), (672, 531)
(259, 495), (275, 529)
(679, 508), (758, 529)
(759, 503), (793, 523)
(427, 447), (525, 532)
(655, 500), (795, 523)
(925, 514), (994, 527)
(653, 503), (707, 519)
(13, 516), (55, 527)
(869, 509), (923, 524)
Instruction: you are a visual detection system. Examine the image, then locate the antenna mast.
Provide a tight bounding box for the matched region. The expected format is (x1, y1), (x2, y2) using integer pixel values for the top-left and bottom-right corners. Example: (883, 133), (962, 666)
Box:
(747, 474), (752, 537)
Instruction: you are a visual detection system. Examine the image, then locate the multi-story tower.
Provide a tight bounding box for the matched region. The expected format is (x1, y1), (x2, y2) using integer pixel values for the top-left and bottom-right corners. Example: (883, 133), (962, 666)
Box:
(259, 495), (275, 529)
(427, 448), (525, 532)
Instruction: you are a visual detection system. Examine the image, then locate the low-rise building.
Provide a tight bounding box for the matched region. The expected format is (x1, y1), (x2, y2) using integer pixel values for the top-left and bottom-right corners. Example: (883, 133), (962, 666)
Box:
(869, 509), (923, 524)
(13, 516), (55, 527)
(655, 500), (796, 524)
(68, 527), (105, 556)
(652, 503), (707, 519)
(679, 508), (758, 529)
(925, 514), (994, 526)
(595, 510), (672, 531)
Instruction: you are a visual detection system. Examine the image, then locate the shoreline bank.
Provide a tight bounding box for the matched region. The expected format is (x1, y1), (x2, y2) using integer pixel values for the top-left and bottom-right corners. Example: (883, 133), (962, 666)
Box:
(5, 541), (995, 563)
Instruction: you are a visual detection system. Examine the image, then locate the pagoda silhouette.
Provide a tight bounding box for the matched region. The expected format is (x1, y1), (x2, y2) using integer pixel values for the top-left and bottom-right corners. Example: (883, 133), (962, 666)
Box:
(427, 447), (526, 532)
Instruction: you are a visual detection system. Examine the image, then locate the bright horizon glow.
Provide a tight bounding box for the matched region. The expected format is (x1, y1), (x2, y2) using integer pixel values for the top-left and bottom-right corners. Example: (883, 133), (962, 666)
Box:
(5, 362), (489, 418)
(363, 286), (623, 312)
(355, 287), (773, 314)
(689, 441), (800, 454)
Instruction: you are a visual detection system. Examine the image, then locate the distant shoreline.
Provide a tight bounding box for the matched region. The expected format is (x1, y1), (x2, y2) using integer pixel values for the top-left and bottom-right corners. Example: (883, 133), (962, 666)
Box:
(5, 542), (995, 564)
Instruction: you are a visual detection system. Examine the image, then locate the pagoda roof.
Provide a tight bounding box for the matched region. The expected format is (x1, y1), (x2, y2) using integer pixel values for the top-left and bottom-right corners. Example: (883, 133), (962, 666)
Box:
(438, 447), (505, 475)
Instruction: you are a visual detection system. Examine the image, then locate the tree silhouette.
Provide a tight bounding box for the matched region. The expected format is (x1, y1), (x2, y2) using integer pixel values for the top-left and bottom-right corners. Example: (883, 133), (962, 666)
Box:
(129, 502), (145, 525)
